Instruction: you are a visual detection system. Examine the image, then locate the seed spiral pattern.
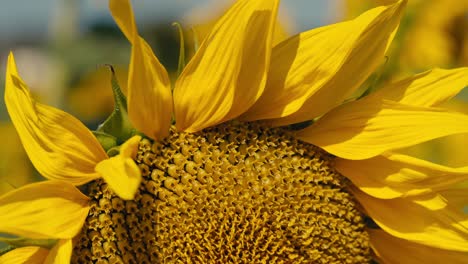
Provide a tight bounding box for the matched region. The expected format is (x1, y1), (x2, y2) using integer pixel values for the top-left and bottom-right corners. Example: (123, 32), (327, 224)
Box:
(72, 121), (371, 263)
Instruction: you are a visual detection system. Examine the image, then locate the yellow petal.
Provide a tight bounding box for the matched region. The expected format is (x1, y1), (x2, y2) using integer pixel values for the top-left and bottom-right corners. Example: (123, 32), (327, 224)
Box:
(352, 187), (468, 252)
(411, 188), (468, 227)
(368, 67), (468, 107)
(108, 0), (135, 42)
(336, 153), (468, 199)
(0, 181), (89, 239)
(241, 0), (406, 124)
(109, 0), (172, 140)
(437, 188), (468, 216)
(0, 246), (48, 264)
(95, 136), (141, 200)
(174, 0), (279, 132)
(297, 100), (468, 160)
(188, 1), (289, 47)
(370, 229), (468, 264)
(44, 239), (72, 264)
(4, 52), (107, 185)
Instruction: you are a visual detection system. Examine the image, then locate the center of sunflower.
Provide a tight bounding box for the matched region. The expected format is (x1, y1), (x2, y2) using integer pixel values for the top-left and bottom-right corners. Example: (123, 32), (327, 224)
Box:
(72, 122), (371, 263)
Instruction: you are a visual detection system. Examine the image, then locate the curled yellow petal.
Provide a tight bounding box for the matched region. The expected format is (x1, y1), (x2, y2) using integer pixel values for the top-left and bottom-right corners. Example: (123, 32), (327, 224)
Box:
(44, 239), (72, 264)
(95, 135), (141, 200)
(4, 52), (107, 185)
(336, 153), (468, 199)
(298, 100), (468, 160)
(370, 229), (468, 264)
(174, 0), (279, 132)
(0, 181), (89, 239)
(368, 67), (468, 107)
(0, 246), (48, 264)
(242, 0), (406, 124)
(352, 187), (468, 252)
(109, 0), (172, 140)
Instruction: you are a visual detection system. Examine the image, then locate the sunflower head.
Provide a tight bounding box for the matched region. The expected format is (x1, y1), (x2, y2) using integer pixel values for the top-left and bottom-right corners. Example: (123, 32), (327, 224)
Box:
(73, 121), (371, 263)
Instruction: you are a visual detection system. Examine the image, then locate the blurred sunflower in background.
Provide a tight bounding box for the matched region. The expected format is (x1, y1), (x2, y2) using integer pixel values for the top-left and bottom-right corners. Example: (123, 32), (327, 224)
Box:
(1, 0), (468, 263)
(344, 0), (468, 73)
(396, 0), (468, 71)
(0, 124), (35, 195)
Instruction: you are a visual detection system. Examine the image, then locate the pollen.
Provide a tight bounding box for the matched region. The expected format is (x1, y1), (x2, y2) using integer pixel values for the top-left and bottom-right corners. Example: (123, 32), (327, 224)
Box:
(72, 122), (371, 263)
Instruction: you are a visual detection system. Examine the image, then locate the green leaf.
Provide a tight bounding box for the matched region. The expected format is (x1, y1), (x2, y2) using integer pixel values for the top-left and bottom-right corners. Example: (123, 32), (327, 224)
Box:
(191, 27), (200, 54)
(92, 131), (117, 151)
(173, 22), (186, 77)
(0, 245), (15, 256)
(96, 65), (135, 144)
(106, 146), (121, 157)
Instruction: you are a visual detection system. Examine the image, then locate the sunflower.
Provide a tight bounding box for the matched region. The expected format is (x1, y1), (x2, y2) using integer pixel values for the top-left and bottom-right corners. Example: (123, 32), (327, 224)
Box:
(0, 123), (36, 195)
(397, 0), (468, 71)
(343, 0), (468, 178)
(1, 0), (468, 263)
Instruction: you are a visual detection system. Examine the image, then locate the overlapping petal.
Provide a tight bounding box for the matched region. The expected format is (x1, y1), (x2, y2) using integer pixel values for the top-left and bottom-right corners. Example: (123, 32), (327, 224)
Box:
(4, 52), (107, 185)
(0, 181), (89, 239)
(352, 187), (468, 252)
(0, 239), (72, 264)
(95, 135), (142, 200)
(44, 239), (72, 264)
(109, 0), (172, 140)
(368, 67), (468, 107)
(297, 100), (468, 160)
(0, 246), (49, 264)
(241, 0), (406, 125)
(174, 0), (279, 132)
(336, 153), (468, 199)
(370, 229), (468, 264)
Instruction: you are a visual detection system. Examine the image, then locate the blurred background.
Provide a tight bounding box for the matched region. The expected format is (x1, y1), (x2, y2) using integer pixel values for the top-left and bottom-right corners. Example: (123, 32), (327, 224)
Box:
(0, 0), (467, 196)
